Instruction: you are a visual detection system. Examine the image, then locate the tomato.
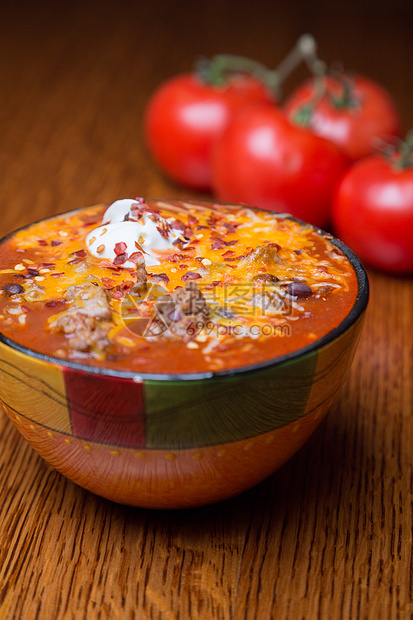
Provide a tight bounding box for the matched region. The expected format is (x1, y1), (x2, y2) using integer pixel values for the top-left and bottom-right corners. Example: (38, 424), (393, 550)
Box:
(332, 141), (413, 274)
(211, 104), (349, 229)
(284, 73), (401, 161)
(144, 72), (275, 190)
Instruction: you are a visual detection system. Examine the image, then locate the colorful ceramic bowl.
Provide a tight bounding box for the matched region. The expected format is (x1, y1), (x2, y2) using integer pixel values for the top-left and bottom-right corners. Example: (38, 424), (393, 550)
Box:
(0, 208), (369, 509)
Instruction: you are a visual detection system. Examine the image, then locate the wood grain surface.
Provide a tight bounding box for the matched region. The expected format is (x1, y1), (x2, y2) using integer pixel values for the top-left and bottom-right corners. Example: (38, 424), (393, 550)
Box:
(0, 1), (412, 618)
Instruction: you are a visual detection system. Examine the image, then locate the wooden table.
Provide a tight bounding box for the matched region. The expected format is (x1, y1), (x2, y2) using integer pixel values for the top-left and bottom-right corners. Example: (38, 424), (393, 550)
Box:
(0, 1), (412, 618)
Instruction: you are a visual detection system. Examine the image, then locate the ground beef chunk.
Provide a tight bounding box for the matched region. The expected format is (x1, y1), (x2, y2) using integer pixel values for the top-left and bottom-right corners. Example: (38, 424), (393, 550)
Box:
(55, 312), (95, 336)
(155, 295), (176, 324)
(242, 244), (281, 271)
(154, 281), (209, 339)
(172, 281), (209, 317)
(65, 283), (112, 320)
(55, 283), (112, 352)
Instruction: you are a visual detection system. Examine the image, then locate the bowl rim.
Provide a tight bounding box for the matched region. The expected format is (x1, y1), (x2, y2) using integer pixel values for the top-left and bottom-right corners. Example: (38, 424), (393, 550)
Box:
(0, 200), (369, 382)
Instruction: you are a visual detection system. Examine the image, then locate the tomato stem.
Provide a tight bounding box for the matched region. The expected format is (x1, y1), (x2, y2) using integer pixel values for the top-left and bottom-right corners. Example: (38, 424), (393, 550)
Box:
(394, 133), (413, 170)
(291, 68), (360, 129)
(196, 34), (320, 98)
(291, 75), (326, 127)
(377, 133), (413, 170)
(196, 54), (280, 95)
(327, 72), (360, 110)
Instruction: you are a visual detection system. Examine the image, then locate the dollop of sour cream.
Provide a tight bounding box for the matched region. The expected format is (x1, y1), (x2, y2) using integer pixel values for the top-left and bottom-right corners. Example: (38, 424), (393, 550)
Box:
(86, 198), (181, 267)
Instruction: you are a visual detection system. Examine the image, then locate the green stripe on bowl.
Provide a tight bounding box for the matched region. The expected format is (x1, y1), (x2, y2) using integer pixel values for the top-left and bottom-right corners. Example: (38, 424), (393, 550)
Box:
(144, 351), (318, 449)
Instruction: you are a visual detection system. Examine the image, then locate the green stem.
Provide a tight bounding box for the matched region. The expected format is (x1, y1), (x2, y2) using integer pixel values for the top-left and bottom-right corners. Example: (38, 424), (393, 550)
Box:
(197, 54), (280, 95)
(292, 74), (327, 127)
(327, 71), (359, 109)
(195, 34), (320, 99)
(297, 34), (327, 77)
(393, 133), (413, 170)
(376, 133), (413, 171)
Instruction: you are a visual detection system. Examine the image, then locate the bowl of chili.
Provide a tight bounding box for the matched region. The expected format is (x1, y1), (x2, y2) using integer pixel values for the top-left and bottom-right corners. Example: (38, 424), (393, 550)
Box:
(0, 199), (368, 508)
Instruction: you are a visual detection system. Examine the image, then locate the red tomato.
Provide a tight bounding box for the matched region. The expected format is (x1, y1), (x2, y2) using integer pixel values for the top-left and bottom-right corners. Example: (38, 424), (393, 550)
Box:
(284, 73), (401, 161)
(332, 147), (413, 274)
(211, 105), (349, 229)
(144, 73), (275, 190)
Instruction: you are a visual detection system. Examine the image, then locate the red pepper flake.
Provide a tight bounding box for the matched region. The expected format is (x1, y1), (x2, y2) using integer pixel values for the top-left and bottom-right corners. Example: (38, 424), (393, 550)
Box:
(168, 253), (186, 263)
(150, 273), (170, 283)
(51, 239), (62, 246)
(195, 257), (204, 262)
(170, 219), (186, 232)
(51, 272), (65, 277)
(181, 246), (195, 252)
(179, 264), (189, 269)
(211, 240), (225, 250)
(134, 241), (148, 255)
(222, 250), (235, 258)
(188, 214), (198, 226)
(103, 265), (123, 273)
(21, 305), (30, 313)
(45, 300), (58, 308)
(223, 222), (239, 234)
(37, 239), (48, 247)
(67, 257), (84, 265)
(128, 251), (144, 264)
(211, 236), (238, 247)
(114, 242), (127, 256)
(113, 253), (128, 265)
(27, 268), (40, 276)
(207, 213), (222, 227)
(42, 262), (56, 269)
(111, 290), (124, 301)
(115, 282), (132, 294)
(233, 250), (254, 261)
(181, 272), (201, 282)
(156, 224), (169, 238)
(71, 249), (87, 258)
(97, 259), (115, 268)
(204, 280), (221, 290)
(129, 199), (160, 222)
(120, 280), (135, 290)
(215, 237), (236, 249)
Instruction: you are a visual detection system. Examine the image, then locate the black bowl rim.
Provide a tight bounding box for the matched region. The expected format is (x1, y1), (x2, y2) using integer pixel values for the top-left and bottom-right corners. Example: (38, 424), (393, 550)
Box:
(0, 200), (369, 382)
